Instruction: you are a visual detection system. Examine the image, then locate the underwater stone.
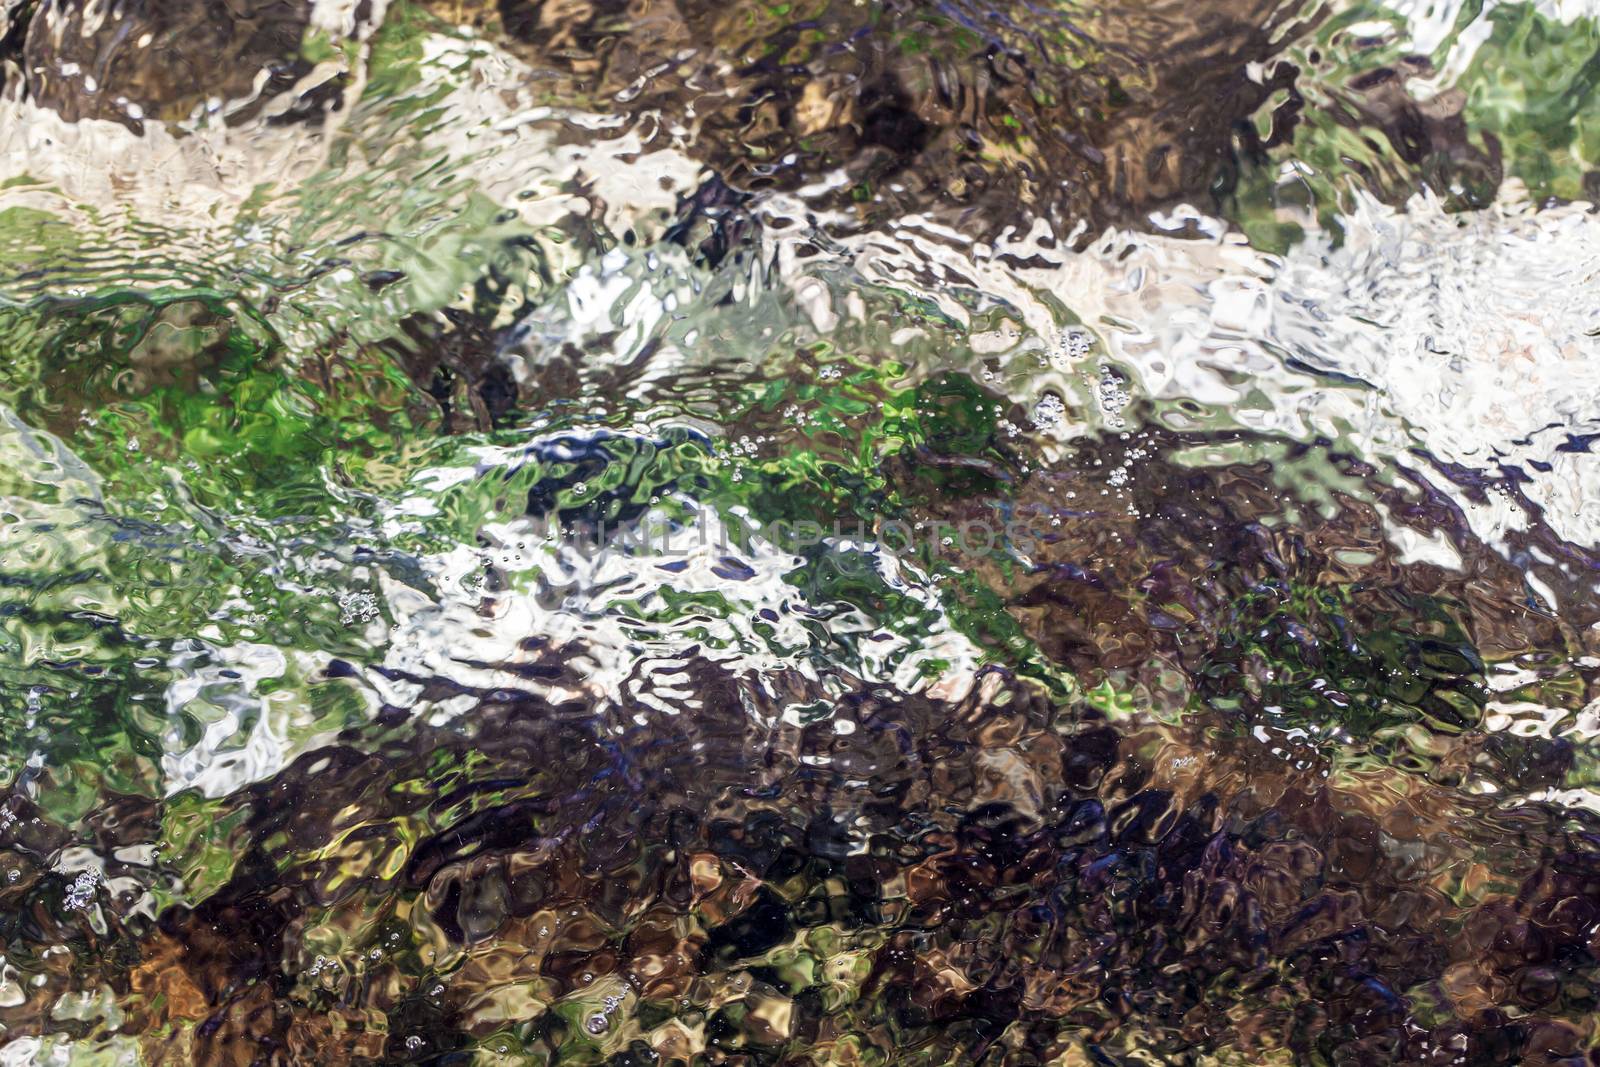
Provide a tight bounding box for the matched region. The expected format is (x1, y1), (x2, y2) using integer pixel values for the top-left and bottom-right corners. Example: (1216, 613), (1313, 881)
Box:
(20, 0), (327, 129)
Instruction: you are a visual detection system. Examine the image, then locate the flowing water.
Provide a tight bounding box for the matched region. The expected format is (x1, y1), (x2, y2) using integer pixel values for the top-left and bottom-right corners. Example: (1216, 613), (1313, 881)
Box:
(1, 0), (1599, 1062)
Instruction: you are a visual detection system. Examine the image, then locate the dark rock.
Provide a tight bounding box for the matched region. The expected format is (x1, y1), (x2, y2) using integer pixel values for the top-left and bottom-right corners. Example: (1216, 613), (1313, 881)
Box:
(479, 0), (1318, 234)
(21, 0), (322, 130)
(381, 307), (521, 434)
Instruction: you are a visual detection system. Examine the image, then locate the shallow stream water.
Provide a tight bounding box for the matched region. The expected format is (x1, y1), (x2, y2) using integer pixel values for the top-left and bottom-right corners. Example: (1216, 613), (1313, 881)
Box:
(2, 0), (1600, 1062)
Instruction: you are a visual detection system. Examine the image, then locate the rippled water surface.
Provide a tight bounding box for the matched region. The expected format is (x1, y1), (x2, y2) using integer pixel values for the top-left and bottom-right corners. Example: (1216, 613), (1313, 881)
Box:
(2, 0), (1600, 1062)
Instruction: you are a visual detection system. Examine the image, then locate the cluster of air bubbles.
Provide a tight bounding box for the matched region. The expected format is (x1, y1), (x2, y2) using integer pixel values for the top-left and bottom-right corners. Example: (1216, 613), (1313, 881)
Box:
(1053, 328), (1093, 368)
(62, 868), (98, 911)
(338, 590), (380, 627)
(1032, 393), (1066, 429)
(1096, 366), (1130, 429)
(730, 434), (764, 458)
(585, 991), (628, 1035)
(1106, 434), (1155, 515)
(307, 955), (342, 980)
(818, 364), (842, 381)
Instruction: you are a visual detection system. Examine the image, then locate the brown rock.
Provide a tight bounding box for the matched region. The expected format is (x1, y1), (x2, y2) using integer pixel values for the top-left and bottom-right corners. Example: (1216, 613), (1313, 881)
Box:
(22, 0), (320, 130)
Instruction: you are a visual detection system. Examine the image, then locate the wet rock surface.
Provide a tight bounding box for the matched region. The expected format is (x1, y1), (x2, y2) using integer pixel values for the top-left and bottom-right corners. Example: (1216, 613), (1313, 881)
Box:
(0, 400), (1594, 1063)
(11, 0), (339, 129)
(8, 642), (1599, 1063)
(2, 0), (1600, 1064)
(472, 0), (1317, 232)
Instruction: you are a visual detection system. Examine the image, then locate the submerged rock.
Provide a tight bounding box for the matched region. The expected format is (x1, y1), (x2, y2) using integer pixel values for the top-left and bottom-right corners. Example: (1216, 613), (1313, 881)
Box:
(466, 0), (1317, 232)
(382, 307), (522, 434)
(16, 0), (341, 130)
(0, 2), (1597, 1064)
(9, 646), (1589, 1064)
